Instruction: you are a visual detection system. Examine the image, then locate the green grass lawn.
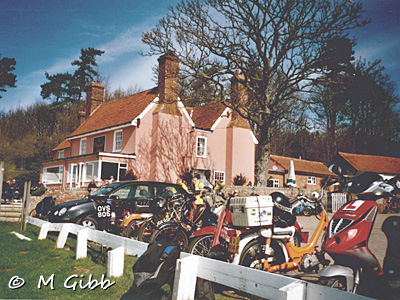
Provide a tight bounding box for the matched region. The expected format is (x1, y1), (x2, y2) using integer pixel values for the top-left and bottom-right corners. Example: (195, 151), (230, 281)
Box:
(0, 222), (170, 300)
(0, 222), (249, 300)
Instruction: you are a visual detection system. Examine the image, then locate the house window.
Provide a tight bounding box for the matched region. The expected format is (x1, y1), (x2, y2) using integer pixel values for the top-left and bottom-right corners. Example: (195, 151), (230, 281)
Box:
(214, 171), (225, 184)
(80, 138), (87, 155)
(84, 162), (99, 181)
(267, 178), (279, 187)
(93, 136), (105, 153)
(58, 150), (64, 159)
(114, 130), (123, 152)
(43, 166), (63, 184)
(307, 176), (317, 185)
(196, 136), (207, 158)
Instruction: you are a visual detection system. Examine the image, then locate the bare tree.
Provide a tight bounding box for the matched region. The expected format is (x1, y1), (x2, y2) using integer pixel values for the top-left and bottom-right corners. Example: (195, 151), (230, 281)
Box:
(142, 0), (369, 185)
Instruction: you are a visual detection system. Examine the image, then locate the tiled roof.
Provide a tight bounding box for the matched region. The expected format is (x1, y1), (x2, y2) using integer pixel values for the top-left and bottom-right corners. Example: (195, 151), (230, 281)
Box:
(270, 155), (332, 176)
(339, 152), (400, 175)
(68, 87), (158, 138)
(52, 140), (71, 151)
(190, 103), (227, 130)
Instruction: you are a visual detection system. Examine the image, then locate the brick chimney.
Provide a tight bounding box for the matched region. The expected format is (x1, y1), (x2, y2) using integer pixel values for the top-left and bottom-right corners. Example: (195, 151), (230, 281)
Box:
(158, 51), (179, 104)
(230, 70), (248, 106)
(85, 81), (105, 118)
(229, 71), (250, 128)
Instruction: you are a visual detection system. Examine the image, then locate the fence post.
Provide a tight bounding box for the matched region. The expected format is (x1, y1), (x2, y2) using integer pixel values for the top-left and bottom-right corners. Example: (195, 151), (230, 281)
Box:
(280, 281), (306, 300)
(38, 222), (50, 240)
(0, 162), (4, 207)
(56, 223), (71, 248)
(76, 228), (89, 259)
(172, 255), (199, 300)
(21, 181), (31, 231)
(107, 246), (125, 278)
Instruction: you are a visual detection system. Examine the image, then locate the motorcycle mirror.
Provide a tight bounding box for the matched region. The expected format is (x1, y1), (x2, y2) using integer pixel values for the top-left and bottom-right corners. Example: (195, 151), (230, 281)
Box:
(329, 164), (344, 177)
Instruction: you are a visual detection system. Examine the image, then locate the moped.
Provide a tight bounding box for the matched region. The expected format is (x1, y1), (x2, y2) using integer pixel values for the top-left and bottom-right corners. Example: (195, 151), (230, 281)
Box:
(189, 191), (330, 273)
(319, 168), (400, 299)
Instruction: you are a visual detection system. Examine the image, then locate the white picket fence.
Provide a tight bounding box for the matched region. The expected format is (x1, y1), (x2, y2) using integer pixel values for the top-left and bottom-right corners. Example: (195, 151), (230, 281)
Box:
(26, 217), (372, 300)
(332, 193), (348, 213)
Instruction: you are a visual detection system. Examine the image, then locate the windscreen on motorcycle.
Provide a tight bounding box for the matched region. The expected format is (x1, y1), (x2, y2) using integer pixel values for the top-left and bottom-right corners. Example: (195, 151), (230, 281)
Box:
(348, 172), (383, 194)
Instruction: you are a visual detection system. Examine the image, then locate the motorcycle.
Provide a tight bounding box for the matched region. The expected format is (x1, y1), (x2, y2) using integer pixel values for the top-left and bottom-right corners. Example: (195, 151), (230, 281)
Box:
(291, 193), (318, 216)
(188, 190), (330, 274)
(148, 189), (219, 251)
(318, 167), (400, 299)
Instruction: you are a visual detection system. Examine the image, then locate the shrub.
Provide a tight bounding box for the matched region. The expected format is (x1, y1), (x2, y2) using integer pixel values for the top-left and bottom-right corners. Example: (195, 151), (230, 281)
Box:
(233, 173), (248, 186)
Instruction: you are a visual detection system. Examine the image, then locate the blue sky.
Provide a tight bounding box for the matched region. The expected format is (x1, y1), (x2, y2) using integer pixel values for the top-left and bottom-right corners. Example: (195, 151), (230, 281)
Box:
(0, 0), (399, 112)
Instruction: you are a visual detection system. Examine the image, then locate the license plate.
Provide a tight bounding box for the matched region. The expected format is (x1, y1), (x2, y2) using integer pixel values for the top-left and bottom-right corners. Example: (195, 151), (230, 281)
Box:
(97, 204), (112, 218)
(228, 236), (240, 254)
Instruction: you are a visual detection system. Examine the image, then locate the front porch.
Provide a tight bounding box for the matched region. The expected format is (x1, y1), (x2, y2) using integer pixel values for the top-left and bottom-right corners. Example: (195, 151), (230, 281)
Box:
(41, 152), (136, 188)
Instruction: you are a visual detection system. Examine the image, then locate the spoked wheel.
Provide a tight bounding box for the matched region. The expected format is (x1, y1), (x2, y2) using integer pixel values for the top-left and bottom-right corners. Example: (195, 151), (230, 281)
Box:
(137, 219), (158, 243)
(188, 234), (214, 256)
(122, 220), (141, 240)
(150, 224), (189, 252)
(318, 276), (347, 291)
(239, 239), (285, 270)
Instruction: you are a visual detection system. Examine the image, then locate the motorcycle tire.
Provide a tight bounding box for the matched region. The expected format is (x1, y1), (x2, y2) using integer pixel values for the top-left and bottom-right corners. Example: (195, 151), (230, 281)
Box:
(150, 224), (189, 252)
(239, 238), (285, 270)
(137, 218), (158, 243)
(188, 234), (214, 256)
(122, 219), (141, 240)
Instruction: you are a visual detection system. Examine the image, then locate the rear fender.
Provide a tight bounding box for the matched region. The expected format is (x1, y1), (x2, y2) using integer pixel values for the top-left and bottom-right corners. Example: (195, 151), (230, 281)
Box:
(122, 213), (152, 227)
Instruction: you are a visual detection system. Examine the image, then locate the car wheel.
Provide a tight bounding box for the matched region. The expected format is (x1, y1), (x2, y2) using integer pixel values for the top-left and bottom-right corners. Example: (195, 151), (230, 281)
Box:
(79, 216), (99, 230)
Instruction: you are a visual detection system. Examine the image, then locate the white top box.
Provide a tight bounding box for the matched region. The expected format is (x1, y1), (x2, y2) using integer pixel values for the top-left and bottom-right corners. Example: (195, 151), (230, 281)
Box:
(230, 195), (274, 227)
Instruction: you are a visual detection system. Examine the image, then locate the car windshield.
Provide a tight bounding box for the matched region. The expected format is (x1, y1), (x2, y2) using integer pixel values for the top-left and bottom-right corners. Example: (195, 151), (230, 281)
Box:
(90, 183), (123, 196)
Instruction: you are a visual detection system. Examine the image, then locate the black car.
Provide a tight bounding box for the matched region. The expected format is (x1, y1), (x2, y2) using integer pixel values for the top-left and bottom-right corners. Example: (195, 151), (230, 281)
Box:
(46, 181), (189, 230)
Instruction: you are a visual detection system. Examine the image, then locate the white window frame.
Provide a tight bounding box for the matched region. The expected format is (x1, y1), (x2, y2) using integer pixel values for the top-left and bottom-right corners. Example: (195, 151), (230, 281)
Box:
(43, 165), (63, 184)
(58, 150), (64, 159)
(114, 130), (123, 152)
(307, 176), (317, 185)
(272, 179), (279, 188)
(196, 136), (207, 158)
(214, 171), (225, 184)
(80, 138), (87, 155)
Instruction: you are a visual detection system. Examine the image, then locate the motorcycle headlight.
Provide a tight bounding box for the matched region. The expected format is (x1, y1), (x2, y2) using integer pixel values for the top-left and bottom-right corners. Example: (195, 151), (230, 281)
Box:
(58, 207), (67, 216)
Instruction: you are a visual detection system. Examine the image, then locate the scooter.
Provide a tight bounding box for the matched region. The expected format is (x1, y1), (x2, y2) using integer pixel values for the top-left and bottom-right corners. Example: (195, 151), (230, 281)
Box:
(319, 168), (400, 299)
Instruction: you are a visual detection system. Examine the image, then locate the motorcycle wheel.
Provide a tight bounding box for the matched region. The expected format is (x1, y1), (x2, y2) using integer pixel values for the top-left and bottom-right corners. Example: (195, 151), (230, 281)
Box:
(137, 219), (158, 243)
(188, 234), (214, 256)
(318, 276), (347, 291)
(150, 225), (189, 252)
(303, 208), (312, 216)
(239, 239), (285, 270)
(122, 219), (140, 240)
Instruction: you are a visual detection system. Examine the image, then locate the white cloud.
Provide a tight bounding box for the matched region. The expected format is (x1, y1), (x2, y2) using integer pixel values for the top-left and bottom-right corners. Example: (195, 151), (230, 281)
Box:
(108, 55), (157, 91)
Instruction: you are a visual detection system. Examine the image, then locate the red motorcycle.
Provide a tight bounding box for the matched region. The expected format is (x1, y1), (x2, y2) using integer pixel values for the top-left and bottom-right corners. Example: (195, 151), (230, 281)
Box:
(319, 168), (400, 299)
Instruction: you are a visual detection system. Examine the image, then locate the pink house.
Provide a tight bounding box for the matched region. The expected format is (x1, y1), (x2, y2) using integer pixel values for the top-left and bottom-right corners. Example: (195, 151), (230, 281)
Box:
(41, 52), (257, 188)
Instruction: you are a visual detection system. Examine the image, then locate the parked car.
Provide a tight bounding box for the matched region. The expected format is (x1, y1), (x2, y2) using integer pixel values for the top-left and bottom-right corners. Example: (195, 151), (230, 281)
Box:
(46, 181), (189, 231)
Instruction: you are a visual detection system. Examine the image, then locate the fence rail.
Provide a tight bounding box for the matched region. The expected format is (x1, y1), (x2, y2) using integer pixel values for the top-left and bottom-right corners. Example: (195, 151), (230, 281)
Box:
(26, 217), (372, 300)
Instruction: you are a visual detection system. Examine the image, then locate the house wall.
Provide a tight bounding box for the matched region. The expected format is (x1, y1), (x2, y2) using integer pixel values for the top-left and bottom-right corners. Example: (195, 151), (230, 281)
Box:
(268, 172), (326, 189)
(227, 126), (255, 185)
